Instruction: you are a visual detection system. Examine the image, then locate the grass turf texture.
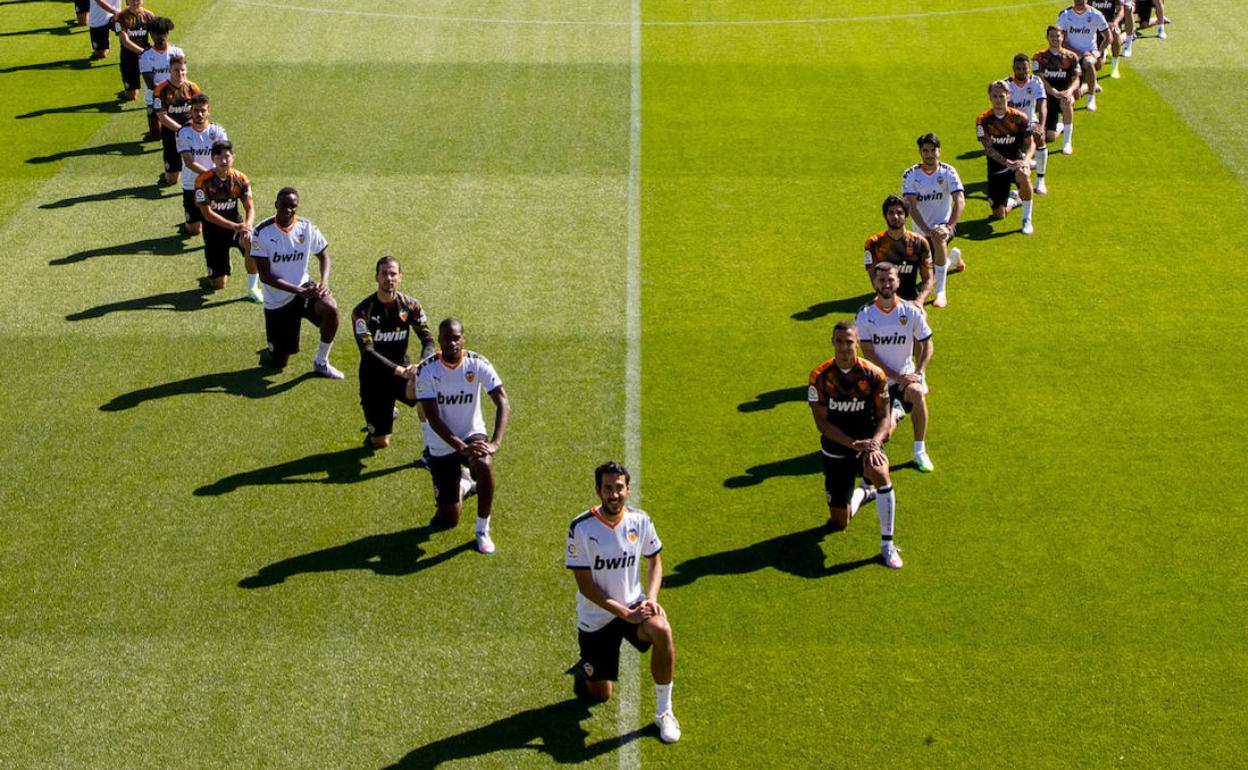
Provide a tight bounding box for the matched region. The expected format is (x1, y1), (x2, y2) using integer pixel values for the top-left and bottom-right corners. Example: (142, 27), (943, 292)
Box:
(1, 0), (1245, 768)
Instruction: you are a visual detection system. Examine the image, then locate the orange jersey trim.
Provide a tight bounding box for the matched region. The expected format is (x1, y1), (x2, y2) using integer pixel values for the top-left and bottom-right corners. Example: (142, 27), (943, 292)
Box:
(590, 506), (624, 529)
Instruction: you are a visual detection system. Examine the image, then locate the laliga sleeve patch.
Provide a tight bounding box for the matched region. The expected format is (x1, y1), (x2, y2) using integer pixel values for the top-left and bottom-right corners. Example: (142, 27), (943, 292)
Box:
(807, 385), (819, 402)
(194, 190), (206, 205)
(353, 318), (367, 336)
(567, 543), (577, 557)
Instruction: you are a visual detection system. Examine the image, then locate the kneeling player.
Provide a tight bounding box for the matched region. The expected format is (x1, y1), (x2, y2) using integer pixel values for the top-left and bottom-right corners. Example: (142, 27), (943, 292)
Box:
(194, 141), (262, 301)
(809, 320), (902, 569)
(566, 461), (681, 743)
(977, 80), (1035, 234)
(1034, 27), (1081, 155)
(1007, 53), (1049, 195)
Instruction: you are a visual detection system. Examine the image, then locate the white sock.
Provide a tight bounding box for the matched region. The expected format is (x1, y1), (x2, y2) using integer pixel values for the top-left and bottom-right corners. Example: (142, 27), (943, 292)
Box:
(475, 516), (490, 536)
(315, 340), (333, 365)
(1035, 145), (1048, 176)
(655, 683), (673, 717)
(459, 470), (474, 497)
(1022, 199), (1034, 221)
(914, 440), (926, 455)
(1064, 122), (1075, 146)
(247, 273), (259, 290)
(934, 262), (948, 295)
(1157, 23), (1164, 34)
(876, 485), (895, 540)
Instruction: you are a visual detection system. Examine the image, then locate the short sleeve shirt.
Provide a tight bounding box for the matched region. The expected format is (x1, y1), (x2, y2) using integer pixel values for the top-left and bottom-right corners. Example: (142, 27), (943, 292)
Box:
(1007, 75), (1047, 123)
(900, 162), (964, 235)
(808, 357), (890, 456)
(855, 299), (933, 383)
(175, 122), (228, 190)
(249, 217), (327, 309)
(413, 351), (503, 456)
(566, 507), (663, 632)
(1057, 6), (1109, 54)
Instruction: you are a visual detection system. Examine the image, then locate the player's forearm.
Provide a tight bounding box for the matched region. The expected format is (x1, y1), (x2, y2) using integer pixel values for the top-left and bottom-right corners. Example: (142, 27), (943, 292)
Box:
(425, 411), (466, 451)
(489, 393), (510, 447)
(198, 207), (236, 230)
(121, 35), (142, 54)
(645, 555), (663, 603)
(141, 72), (155, 88)
(316, 253), (331, 287)
(357, 341), (402, 374)
(904, 196), (929, 231)
(574, 571), (630, 618)
(157, 112), (179, 131)
(812, 412), (857, 450)
(914, 341), (933, 375)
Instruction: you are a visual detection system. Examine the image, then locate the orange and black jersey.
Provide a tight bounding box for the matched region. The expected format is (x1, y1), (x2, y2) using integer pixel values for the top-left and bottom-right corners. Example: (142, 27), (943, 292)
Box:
(154, 79), (200, 128)
(808, 356), (889, 453)
(113, 7), (153, 48)
(352, 292), (435, 376)
(1033, 48), (1080, 92)
(864, 230), (931, 301)
(194, 169), (251, 221)
(1089, 0), (1122, 22)
(976, 107), (1031, 166)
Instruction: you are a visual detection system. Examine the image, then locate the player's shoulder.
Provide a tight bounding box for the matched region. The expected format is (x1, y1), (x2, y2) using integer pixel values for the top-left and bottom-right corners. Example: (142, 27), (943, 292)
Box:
(809, 357), (837, 383)
(253, 216), (278, 236)
(901, 163), (922, 180)
(231, 169), (250, 186)
(865, 229), (887, 246)
(857, 357), (888, 382)
(904, 230), (931, 248)
(567, 509), (598, 537)
(413, 351), (441, 375)
(855, 299), (877, 320)
(193, 169), (213, 187)
(351, 294), (376, 317)
(395, 291), (422, 309)
(464, 350), (495, 369)
(975, 107), (995, 123)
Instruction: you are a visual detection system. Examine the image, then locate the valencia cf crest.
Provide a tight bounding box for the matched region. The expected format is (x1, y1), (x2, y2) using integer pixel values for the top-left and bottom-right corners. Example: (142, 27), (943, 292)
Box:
(626, 528), (638, 544)
(466, 372), (475, 383)
(582, 662), (595, 677)
(399, 309), (408, 323)
(937, 175), (944, 184)
(900, 316), (909, 326)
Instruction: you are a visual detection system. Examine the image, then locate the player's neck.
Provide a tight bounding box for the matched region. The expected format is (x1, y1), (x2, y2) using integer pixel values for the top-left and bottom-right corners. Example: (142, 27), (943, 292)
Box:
(213, 166), (228, 179)
(191, 119), (208, 131)
(439, 350), (463, 366)
(596, 504), (625, 524)
(875, 294), (898, 310)
(886, 226), (905, 239)
(920, 161), (938, 173)
(992, 107), (1008, 118)
(375, 289), (397, 304)
(835, 355), (856, 370)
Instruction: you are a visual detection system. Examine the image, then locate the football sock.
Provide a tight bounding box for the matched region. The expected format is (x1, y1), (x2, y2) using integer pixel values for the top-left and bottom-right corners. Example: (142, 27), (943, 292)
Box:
(934, 262), (949, 296)
(1021, 199), (1034, 221)
(247, 273), (259, 291)
(1064, 122), (1075, 146)
(914, 440), (926, 455)
(876, 485), (895, 540)
(475, 516), (490, 536)
(655, 683), (673, 717)
(1035, 145), (1048, 176)
(315, 340), (333, 365)
(459, 471), (474, 498)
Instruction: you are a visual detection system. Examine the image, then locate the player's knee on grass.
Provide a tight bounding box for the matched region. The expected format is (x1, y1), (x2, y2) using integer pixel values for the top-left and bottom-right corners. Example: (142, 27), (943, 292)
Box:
(827, 506), (851, 530)
(436, 500), (463, 527)
(211, 275), (227, 290)
(584, 680), (612, 702)
(369, 434), (391, 449)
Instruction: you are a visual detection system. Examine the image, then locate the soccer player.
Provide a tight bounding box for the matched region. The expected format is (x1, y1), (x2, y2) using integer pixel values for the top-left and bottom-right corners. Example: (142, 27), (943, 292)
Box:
(74, 0), (89, 26)
(863, 195), (933, 307)
(856, 262), (934, 474)
(976, 80), (1035, 234)
(902, 133), (965, 309)
(809, 320), (901, 568)
(1034, 26), (1081, 155)
(1089, 0), (1126, 77)
(137, 17), (182, 141)
(87, 0), (119, 60)
(175, 94), (226, 237)
(112, 0), (151, 102)
(409, 318), (509, 553)
(152, 54), (199, 187)
(1135, 0), (1166, 39)
(352, 256), (435, 450)
(250, 187), (344, 379)
(1007, 53), (1050, 194)
(1057, 0), (1110, 111)
(194, 141), (261, 301)
(566, 461), (681, 743)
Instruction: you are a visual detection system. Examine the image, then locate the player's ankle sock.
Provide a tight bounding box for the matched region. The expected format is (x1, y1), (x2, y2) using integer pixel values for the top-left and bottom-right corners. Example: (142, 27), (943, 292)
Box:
(655, 683), (673, 717)
(1035, 146), (1048, 176)
(1022, 199), (1034, 221)
(1064, 122), (1075, 146)
(876, 485), (895, 539)
(315, 340), (333, 365)
(475, 516), (490, 536)
(247, 273), (259, 290)
(934, 262), (948, 295)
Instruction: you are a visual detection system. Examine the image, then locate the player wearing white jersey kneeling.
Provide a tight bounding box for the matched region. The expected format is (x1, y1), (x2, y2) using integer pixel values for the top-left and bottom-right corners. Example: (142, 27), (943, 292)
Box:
(1057, 0), (1110, 112)
(1008, 53), (1050, 195)
(902, 133), (965, 308)
(856, 263), (935, 473)
(566, 461), (680, 744)
(409, 318), (510, 554)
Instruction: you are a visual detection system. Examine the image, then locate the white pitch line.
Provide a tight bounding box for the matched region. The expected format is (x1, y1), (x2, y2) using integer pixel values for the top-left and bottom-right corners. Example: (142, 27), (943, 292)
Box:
(619, 1), (642, 766)
(225, 0), (1055, 27)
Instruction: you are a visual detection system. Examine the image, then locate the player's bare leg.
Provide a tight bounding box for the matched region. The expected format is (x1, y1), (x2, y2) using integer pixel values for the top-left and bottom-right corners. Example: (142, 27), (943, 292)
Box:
(368, 434), (391, 449)
(182, 221), (202, 237)
(1083, 56), (1100, 111)
(468, 451), (496, 553)
(638, 614), (679, 742)
(434, 499), (462, 529)
(906, 384), (933, 473)
(581, 679), (612, 703)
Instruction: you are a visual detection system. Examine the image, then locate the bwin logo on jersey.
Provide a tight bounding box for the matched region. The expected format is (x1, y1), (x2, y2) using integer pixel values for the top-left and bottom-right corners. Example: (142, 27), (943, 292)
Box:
(872, 333), (908, 345)
(991, 135), (1016, 146)
(270, 251), (303, 263)
(437, 391), (475, 405)
(374, 330), (408, 343)
(593, 553), (637, 570)
(828, 400), (866, 413)
(915, 192), (945, 202)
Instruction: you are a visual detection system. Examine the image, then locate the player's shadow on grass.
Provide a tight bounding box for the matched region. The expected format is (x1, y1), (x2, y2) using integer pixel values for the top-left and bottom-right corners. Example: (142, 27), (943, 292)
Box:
(791, 291), (874, 322)
(665, 525), (877, 586)
(956, 215), (1018, 242)
(27, 139), (152, 164)
(52, 234), (198, 265)
(101, 366), (313, 412)
(68, 288), (244, 320)
(737, 386), (806, 413)
(42, 183), (172, 208)
(957, 149), (986, 161)
(0, 24), (77, 37)
(19, 99), (126, 120)
(724, 451), (821, 487)
(381, 696), (647, 769)
(195, 446), (409, 496)
(0, 57), (100, 74)
(238, 521), (473, 588)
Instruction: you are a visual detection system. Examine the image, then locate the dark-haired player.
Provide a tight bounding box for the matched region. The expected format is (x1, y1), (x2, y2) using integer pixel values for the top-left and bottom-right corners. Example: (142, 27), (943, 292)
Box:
(1089, 0), (1126, 77)
(902, 133), (965, 309)
(809, 320), (902, 569)
(1057, 0), (1110, 112)
(112, 0), (151, 100)
(1007, 53), (1049, 194)
(1034, 26), (1081, 155)
(137, 17), (182, 141)
(250, 187), (343, 378)
(153, 54), (199, 187)
(976, 80), (1034, 234)
(566, 461), (681, 742)
(863, 195), (932, 307)
(409, 318), (509, 554)
(175, 94), (226, 237)
(87, 0), (119, 60)
(194, 141), (261, 300)
(352, 257), (435, 449)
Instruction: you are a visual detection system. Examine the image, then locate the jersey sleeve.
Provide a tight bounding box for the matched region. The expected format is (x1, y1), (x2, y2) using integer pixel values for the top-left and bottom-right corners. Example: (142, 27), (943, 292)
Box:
(642, 514), (663, 558)
(913, 305), (934, 341)
(975, 113), (987, 140)
(175, 127), (190, 154)
(249, 229), (269, 259)
(193, 173), (209, 206)
(152, 82), (166, 111)
(414, 362), (436, 401)
(239, 173), (252, 199)
(946, 165), (964, 193)
(308, 223), (328, 255)
(900, 167), (917, 196)
(808, 364), (828, 405)
(566, 518), (590, 569)
(139, 51), (153, 75)
(916, 236), (932, 263)
(477, 357), (503, 393)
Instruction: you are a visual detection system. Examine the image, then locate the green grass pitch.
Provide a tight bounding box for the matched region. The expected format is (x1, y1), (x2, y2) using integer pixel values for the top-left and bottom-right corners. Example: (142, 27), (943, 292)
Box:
(1, 0), (1245, 767)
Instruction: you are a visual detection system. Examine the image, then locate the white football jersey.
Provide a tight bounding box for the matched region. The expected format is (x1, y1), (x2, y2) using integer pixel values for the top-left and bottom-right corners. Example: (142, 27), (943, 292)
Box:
(566, 506), (663, 632)
(900, 162), (964, 235)
(1057, 6), (1108, 54)
(88, 0), (113, 28)
(138, 44), (183, 106)
(175, 122), (228, 190)
(413, 351), (503, 456)
(1007, 75), (1047, 123)
(855, 299), (932, 383)
(249, 218), (327, 309)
